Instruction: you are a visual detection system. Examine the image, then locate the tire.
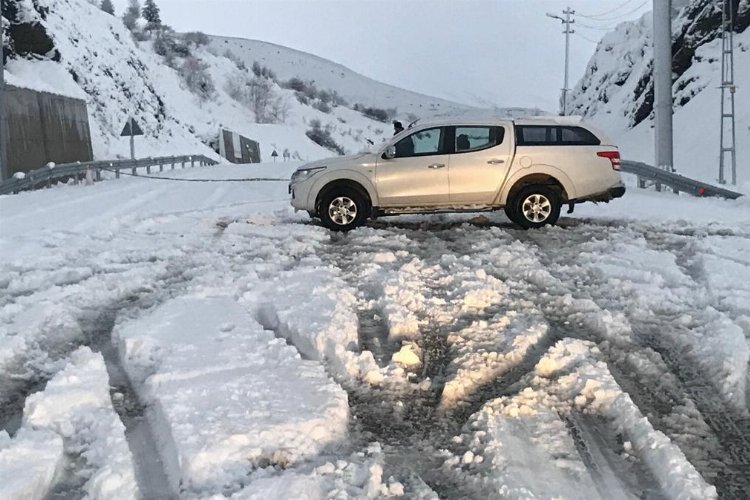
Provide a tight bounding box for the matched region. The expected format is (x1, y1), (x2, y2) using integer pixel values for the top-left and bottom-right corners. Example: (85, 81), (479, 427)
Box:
(504, 204), (522, 225)
(509, 185), (561, 229)
(319, 187), (369, 231)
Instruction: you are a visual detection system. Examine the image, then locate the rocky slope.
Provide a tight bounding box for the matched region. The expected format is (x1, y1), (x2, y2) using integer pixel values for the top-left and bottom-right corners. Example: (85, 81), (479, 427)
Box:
(568, 0), (750, 184)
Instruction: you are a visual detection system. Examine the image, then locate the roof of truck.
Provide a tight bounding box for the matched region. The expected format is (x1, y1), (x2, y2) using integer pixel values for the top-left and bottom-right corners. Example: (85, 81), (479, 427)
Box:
(406, 115), (586, 128)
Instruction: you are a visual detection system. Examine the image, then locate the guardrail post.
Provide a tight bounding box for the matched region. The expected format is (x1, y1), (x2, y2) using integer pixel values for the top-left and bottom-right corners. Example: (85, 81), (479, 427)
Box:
(96, 167), (102, 182)
(159, 158), (163, 172)
(146, 162), (151, 174)
(171, 156), (175, 170)
(181, 158), (185, 168)
(190, 156), (194, 168)
(131, 162), (137, 176)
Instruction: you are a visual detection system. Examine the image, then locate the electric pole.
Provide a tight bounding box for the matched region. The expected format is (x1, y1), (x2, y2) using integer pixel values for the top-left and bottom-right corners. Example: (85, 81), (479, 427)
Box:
(0, 15), (7, 182)
(546, 7), (575, 115)
(653, 0), (674, 174)
(719, 0), (737, 185)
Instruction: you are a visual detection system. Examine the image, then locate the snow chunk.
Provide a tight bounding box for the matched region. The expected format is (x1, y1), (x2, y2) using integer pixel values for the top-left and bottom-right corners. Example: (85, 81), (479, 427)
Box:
(115, 296), (349, 495)
(225, 443), (407, 499)
(444, 392), (598, 499)
(249, 265), (378, 383)
(0, 429), (64, 500)
(22, 347), (138, 500)
(391, 343), (422, 369)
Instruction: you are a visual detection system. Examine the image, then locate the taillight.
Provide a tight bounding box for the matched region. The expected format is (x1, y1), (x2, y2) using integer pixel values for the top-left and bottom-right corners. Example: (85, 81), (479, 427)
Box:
(597, 151), (621, 171)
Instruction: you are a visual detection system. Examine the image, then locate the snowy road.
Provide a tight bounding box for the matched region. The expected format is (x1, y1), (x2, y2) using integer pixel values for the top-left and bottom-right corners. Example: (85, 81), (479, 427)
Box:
(1, 163), (748, 499)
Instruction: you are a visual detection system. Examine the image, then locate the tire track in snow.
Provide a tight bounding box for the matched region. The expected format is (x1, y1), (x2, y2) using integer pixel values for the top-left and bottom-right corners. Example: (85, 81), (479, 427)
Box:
(564, 411), (664, 500)
(0, 259), (198, 499)
(320, 229), (500, 499)
(84, 308), (177, 500)
(516, 221), (750, 499)
(380, 218), (673, 498)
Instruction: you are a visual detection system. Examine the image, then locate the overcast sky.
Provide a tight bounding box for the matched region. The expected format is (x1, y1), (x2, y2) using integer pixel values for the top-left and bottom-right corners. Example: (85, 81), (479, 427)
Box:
(113, 0), (652, 111)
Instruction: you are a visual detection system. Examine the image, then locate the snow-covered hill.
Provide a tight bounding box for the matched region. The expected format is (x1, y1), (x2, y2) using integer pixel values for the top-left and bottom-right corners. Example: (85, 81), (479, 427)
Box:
(1, 0), (489, 164)
(569, 0), (750, 186)
(208, 36), (480, 120)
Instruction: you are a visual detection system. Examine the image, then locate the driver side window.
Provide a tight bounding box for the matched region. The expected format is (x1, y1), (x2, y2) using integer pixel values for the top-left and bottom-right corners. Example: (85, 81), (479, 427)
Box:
(394, 127), (444, 158)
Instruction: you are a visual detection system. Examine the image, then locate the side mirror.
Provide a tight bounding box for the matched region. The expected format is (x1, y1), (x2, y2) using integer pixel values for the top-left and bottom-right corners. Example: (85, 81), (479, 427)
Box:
(383, 146), (396, 160)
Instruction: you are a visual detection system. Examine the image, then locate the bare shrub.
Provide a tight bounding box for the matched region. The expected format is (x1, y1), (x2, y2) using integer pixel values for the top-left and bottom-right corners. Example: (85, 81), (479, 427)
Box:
(306, 119), (345, 155)
(180, 56), (215, 100)
(225, 75), (288, 123)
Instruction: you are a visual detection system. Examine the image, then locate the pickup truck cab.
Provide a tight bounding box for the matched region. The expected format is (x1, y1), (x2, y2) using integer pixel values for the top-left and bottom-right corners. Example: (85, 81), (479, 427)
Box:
(289, 118), (625, 230)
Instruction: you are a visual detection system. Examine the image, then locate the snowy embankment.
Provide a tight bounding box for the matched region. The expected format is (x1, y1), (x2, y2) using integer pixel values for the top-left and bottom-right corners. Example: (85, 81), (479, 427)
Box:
(5, 0), (476, 164)
(1, 163), (749, 498)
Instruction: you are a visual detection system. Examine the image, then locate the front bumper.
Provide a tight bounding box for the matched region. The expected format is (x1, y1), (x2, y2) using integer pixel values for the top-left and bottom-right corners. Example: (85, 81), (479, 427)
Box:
(289, 181), (313, 211)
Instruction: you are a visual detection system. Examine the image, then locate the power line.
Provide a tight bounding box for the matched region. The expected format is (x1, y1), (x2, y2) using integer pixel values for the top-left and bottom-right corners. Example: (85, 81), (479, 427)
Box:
(575, 32), (603, 44)
(577, 23), (620, 31)
(579, 1), (650, 23)
(578, 0), (638, 20)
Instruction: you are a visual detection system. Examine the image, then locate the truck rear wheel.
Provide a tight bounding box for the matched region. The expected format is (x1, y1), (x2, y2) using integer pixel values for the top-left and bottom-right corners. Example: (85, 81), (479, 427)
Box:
(509, 185), (561, 229)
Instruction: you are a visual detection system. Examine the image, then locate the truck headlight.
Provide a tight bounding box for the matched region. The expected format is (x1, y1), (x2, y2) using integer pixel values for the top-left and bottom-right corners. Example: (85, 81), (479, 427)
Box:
(291, 166), (326, 183)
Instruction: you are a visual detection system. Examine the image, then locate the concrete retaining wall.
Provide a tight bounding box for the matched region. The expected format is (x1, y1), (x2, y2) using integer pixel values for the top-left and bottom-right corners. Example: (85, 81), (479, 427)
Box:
(4, 85), (93, 176)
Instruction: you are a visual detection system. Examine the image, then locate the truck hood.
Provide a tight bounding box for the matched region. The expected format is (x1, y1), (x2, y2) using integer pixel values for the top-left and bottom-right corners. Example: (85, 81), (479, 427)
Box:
(297, 153), (376, 171)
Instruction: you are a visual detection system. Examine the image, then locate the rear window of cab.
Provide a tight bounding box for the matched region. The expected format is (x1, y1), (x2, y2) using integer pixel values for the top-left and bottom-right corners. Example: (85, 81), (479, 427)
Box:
(516, 125), (601, 146)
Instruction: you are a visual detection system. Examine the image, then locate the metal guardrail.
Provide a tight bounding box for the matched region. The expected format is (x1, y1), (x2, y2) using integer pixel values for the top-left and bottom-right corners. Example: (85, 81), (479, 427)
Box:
(0, 155), (219, 196)
(620, 160), (743, 200)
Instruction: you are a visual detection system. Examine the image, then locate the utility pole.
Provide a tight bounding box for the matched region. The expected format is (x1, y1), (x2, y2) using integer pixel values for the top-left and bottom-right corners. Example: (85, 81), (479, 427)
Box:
(719, 0), (737, 185)
(546, 7), (575, 115)
(0, 16), (7, 182)
(653, 0), (674, 175)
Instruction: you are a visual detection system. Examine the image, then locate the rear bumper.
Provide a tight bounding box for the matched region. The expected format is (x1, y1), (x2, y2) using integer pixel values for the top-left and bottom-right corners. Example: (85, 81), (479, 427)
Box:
(574, 183), (626, 203)
(608, 184), (626, 199)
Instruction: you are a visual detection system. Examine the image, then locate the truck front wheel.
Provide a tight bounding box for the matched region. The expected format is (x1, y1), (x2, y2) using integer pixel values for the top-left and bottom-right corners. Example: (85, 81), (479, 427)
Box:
(509, 185), (562, 229)
(319, 188), (368, 231)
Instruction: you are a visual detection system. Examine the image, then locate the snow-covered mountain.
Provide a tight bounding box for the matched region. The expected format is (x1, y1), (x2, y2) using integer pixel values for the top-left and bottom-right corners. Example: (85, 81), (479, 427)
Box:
(569, 0), (750, 185)
(208, 36), (479, 120)
(1, 0), (492, 164)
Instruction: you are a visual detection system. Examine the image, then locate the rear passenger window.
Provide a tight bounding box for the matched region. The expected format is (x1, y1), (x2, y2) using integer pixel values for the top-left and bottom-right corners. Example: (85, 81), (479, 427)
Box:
(454, 126), (505, 153)
(560, 127), (601, 145)
(517, 126), (553, 145)
(516, 126), (600, 146)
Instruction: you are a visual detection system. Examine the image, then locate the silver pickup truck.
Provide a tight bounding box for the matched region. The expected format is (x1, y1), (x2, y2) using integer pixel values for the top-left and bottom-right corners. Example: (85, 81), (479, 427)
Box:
(290, 118), (625, 230)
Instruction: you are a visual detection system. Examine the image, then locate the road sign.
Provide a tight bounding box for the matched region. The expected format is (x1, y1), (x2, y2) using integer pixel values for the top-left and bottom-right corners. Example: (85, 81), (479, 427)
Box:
(121, 117), (144, 137)
(121, 117), (143, 160)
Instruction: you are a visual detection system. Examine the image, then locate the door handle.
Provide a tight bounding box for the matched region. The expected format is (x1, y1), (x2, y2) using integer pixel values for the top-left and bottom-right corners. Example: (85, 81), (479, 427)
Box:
(487, 159), (505, 165)
(428, 163), (446, 169)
